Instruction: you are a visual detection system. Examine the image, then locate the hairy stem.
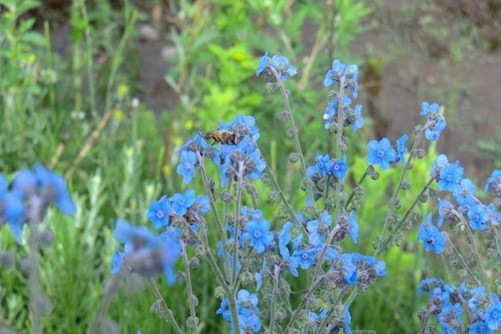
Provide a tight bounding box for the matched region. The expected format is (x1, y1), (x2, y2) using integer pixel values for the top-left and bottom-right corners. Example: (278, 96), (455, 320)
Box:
(447, 236), (482, 286)
(377, 177), (436, 255)
(269, 66), (317, 215)
(283, 277), (323, 334)
(232, 163), (245, 286)
(314, 286), (349, 334)
(377, 130), (425, 253)
(181, 241), (199, 333)
(87, 275), (121, 334)
(149, 278), (184, 334)
(344, 165), (371, 211)
(268, 265), (280, 334)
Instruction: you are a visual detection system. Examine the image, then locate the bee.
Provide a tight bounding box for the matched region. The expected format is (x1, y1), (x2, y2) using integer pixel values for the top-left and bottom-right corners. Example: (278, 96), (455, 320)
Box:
(201, 130), (240, 145)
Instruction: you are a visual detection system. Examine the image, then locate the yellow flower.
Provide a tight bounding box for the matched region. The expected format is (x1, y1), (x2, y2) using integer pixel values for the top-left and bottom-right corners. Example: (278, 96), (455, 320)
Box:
(184, 120), (194, 130)
(117, 83), (129, 96)
(162, 165), (172, 175)
(113, 109), (124, 121)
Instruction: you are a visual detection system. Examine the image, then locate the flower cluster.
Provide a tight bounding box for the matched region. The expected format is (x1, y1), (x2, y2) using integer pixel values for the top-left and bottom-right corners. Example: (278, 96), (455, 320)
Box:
(177, 114), (265, 187)
(111, 220), (181, 284)
(418, 278), (501, 333)
(147, 189), (210, 229)
(0, 163), (75, 243)
(322, 60), (363, 131)
(255, 52), (297, 81)
(366, 135), (409, 170)
(420, 101), (447, 142)
(217, 290), (262, 334)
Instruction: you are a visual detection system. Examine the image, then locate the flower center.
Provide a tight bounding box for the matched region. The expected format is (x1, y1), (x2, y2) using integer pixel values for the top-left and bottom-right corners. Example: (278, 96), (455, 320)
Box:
(377, 150), (385, 158)
(254, 231), (262, 238)
(156, 210), (165, 218)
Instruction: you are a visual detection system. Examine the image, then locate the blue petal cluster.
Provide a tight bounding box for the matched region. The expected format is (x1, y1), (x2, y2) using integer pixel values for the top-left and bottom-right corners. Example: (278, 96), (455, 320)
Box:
(418, 214), (446, 254)
(367, 138), (397, 170)
(111, 220), (180, 285)
(255, 53), (297, 81)
(217, 289), (262, 333)
(418, 278), (500, 333)
(177, 115), (265, 187)
(307, 154), (348, 181)
(0, 164), (75, 243)
(420, 101), (447, 141)
(147, 190), (208, 230)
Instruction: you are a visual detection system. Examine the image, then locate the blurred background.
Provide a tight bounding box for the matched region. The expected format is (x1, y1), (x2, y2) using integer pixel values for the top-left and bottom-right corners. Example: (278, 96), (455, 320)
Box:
(0, 0), (499, 333)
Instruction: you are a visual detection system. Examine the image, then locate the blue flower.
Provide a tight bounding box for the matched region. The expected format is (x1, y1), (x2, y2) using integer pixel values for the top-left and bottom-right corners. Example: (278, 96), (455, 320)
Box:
(418, 214), (446, 254)
(34, 164), (76, 216)
(307, 211), (332, 246)
(485, 170), (501, 193)
(367, 138), (397, 170)
(246, 218), (274, 253)
(437, 199), (459, 227)
(308, 309), (328, 323)
(113, 219), (162, 248)
(331, 156), (348, 180)
(344, 307), (352, 334)
(324, 60), (346, 87)
(255, 259), (267, 290)
(487, 204), (500, 226)
(417, 277), (444, 294)
(0, 191), (25, 243)
(468, 204), (489, 230)
(294, 247), (317, 270)
(425, 118), (446, 142)
(438, 303), (462, 331)
(437, 162), (464, 192)
(420, 101), (440, 117)
(484, 300), (501, 330)
(348, 211), (359, 244)
(421, 102), (446, 142)
(113, 220), (180, 285)
(324, 60), (359, 98)
(351, 104), (364, 132)
(147, 198), (170, 229)
(310, 154), (332, 177)
(279, 221), (293, 258)
(432, 154), (449, 178)
(170, 189), (196, 216)
(453, 178), (476, 206)
(255, 52), (270, 77)
(177, 150), (197, 184)
(162, 228), (181, 285)
(270, 55), (297, 81)
(470, 323), (492, 334)
(196, 195), (210, 214)
(396, 134), (408, 163)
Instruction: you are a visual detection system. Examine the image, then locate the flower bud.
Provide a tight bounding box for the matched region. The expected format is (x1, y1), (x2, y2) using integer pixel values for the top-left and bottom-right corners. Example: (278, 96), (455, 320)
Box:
(289, 153), (300, 163)
(38, 228), (55, 247)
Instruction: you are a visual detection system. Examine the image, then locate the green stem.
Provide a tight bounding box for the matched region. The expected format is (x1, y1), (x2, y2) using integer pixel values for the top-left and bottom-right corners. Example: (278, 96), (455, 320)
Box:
(377, 131), (425, 253)
(462, 220), (491, 298)
(149, 278), (184, 334)
(446, 236), (482, 286)
(314, 286), (349, 334)
(344, 166), (371, 211)
(268, 265), (280, 334)
(283, 277), (323, 334)
(377, 177), (435, 255)
(269, 66), (318, 215)
(87, 274), (121, 334)
(232, 163), (245, 286)
(181, 241), (199, 333)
